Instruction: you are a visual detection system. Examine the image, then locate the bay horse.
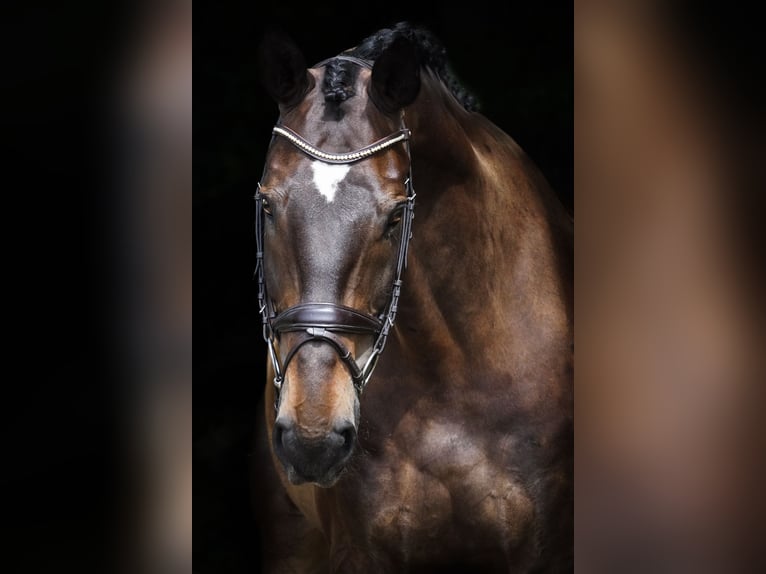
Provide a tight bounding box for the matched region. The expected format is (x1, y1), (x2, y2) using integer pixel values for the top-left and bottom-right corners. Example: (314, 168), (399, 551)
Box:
(252, 23), (572, 573)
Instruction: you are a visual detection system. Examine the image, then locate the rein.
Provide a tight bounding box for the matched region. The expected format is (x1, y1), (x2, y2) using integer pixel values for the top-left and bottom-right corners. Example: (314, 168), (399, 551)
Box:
(255, 57), (416, 399)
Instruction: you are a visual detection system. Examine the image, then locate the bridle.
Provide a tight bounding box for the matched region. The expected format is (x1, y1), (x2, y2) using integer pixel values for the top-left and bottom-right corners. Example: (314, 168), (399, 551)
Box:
(255, 56), (416, 401)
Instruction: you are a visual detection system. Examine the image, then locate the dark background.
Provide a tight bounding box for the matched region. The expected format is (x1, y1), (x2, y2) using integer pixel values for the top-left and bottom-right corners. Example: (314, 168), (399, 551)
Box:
(194, 3), (572, 572)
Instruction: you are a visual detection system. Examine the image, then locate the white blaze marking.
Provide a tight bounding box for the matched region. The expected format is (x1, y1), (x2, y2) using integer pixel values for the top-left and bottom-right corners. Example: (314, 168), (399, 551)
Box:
(311, 161), (350, 202)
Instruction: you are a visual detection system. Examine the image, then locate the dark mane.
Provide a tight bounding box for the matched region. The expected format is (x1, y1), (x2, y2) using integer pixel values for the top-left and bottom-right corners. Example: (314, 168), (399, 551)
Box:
(346, 22), (479, 112)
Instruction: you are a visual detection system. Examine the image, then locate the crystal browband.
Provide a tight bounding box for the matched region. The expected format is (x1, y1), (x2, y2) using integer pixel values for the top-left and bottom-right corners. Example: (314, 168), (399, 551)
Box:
(272, 125), (411, 165)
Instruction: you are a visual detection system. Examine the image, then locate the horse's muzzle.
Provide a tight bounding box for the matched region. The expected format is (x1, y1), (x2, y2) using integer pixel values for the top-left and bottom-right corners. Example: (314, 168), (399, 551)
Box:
(273, 417), (356, 486)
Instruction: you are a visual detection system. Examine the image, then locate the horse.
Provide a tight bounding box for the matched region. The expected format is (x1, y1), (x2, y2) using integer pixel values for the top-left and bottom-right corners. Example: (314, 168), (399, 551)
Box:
(251, 23), (572, 573)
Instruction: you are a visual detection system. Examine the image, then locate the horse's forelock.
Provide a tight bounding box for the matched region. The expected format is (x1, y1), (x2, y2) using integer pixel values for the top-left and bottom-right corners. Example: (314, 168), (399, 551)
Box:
(322, 59), (359, 103)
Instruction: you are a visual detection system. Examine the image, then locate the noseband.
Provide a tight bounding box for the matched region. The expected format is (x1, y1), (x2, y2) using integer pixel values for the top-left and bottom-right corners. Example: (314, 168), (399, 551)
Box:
(255, 57), (416, 399)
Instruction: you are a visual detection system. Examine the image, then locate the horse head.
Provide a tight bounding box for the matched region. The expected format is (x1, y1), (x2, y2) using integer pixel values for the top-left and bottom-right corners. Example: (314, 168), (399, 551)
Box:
(256, 32), (420, 486)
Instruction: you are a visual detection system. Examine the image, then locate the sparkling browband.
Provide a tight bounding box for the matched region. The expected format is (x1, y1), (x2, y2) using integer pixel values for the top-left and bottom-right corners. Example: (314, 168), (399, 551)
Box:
(272, 125), (411, 164)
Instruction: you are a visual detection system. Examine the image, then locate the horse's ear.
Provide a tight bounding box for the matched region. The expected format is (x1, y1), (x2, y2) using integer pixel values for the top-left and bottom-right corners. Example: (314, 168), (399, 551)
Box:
(369, 37), (421, 113)
(257, 31), (311, 108)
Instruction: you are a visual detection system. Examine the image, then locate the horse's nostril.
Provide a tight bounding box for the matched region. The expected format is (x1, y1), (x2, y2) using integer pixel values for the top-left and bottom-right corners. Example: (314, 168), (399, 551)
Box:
(273, 418), (292, 460)
(334, 422), (357, 456)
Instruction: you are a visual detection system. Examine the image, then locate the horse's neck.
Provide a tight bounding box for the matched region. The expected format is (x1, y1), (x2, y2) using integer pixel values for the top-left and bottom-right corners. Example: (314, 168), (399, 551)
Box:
(397, 80), (572, 375)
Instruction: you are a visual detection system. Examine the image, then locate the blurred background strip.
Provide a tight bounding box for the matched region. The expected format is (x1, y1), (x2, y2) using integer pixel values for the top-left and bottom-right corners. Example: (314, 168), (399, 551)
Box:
(575, 1), (765, 572)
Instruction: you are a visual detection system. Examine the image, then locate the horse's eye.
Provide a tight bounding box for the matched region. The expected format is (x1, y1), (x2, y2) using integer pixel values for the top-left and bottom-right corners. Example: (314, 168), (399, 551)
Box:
(387, 203), (406, 229)
(387, 212), (402, 229)
(261, 197), (273, 217)
(384, 205), (406, 238)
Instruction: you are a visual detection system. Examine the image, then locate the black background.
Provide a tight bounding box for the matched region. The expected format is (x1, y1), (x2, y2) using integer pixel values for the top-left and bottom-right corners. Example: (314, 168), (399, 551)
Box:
(194, 3), (572, 572)
(1, 3), (125, 570)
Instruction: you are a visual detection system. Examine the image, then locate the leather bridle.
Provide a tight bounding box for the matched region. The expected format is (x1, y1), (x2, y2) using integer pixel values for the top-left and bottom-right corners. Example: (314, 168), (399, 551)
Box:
(255, 57), (416, 399)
